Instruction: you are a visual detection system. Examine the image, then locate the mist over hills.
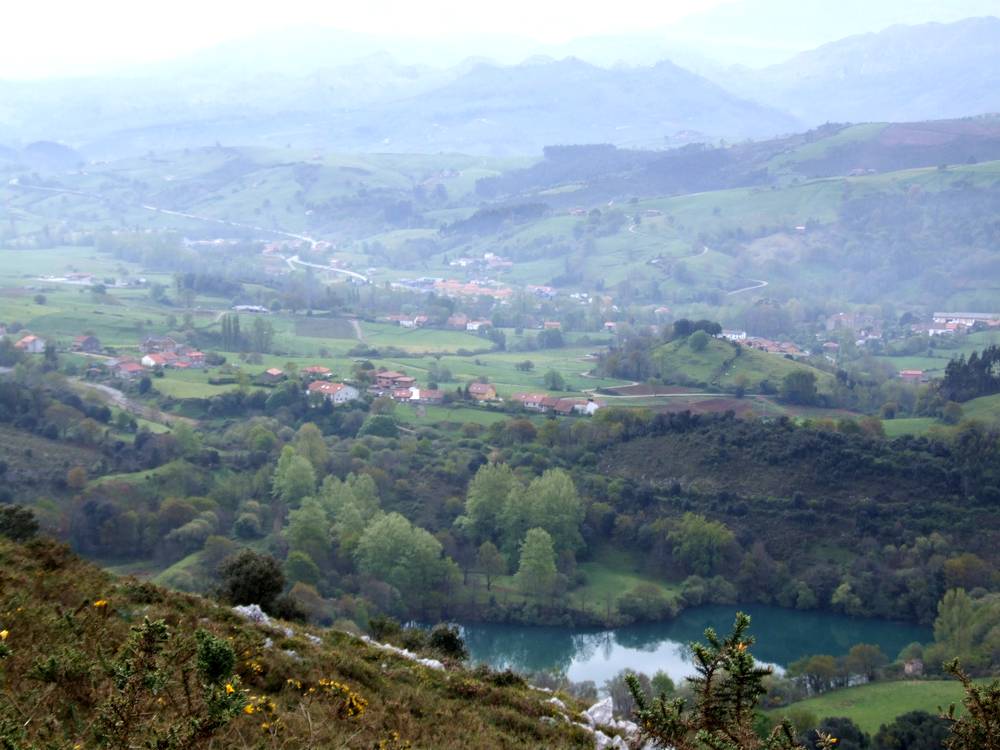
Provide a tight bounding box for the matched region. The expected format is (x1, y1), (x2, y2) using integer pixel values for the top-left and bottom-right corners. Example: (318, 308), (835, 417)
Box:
(0, 16), (998, 159)
(721, 16), (1000, 124)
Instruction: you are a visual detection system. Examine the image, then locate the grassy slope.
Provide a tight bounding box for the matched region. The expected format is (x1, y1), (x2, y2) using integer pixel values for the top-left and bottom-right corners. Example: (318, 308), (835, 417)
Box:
(961, 393), (1000, 424)
(0, 537), (591, 749)
(653, 337), (834, 392)
(768, 680), (983, 734)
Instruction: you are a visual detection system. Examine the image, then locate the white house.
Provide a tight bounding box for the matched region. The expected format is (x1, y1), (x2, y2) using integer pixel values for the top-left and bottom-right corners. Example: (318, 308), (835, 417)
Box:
(14, 335), (45, 354)
(307, 381), (360, 404)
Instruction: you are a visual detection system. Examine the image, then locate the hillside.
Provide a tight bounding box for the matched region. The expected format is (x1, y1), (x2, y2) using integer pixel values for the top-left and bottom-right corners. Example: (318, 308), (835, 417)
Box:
(0, 536), (596, 749)
(652, 337), (834, 392)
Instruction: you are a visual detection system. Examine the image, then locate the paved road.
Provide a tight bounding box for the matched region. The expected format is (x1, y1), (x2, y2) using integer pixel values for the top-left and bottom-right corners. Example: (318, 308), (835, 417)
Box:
(727, 278), (769, 295)
(285, 254), (369, 283)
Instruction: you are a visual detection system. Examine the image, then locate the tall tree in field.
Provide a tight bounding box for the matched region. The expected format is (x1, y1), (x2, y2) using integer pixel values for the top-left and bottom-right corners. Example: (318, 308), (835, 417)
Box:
(251, 317), (275, 354)
(271, 445), (316, 507)
(285, 498), (332, 569)
(459, 462), (519, 544)
(781, 370), (818, 406)
(354, 513), (450, 606)
(514, 528), (558, 598)
(499, 469), (583, 558)
(668, 512), (736, 577)
(477, 541), (506, 591)
(933, 588), (976, 658)
(294, 422), (328, 474)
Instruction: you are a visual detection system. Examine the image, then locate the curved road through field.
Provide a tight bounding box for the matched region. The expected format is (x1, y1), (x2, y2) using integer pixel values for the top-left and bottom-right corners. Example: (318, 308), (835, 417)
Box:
(726, 278), (769, 295)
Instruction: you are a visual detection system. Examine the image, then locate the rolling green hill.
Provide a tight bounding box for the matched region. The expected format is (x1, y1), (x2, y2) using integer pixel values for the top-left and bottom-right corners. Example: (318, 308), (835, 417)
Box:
(652, 337), (833, 392)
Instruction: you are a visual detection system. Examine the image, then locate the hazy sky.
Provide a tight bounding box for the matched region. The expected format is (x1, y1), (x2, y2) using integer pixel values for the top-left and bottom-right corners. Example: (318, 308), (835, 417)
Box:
(2, 0), (998, 78)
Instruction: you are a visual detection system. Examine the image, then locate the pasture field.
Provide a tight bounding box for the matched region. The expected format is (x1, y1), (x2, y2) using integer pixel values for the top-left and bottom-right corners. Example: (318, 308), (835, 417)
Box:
(768, 679), (985, 734)
(882, 417), (937, 437)
(961, 393), (1000, 424)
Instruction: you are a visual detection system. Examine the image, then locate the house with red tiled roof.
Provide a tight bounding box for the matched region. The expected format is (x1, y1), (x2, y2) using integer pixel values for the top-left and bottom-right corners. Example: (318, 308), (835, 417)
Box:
(14, 335), (45, 353)
(510, 393), (552, 412)
(114, 360), (144, 379)
(72, 335), (102, 353)
(415, 389), (444, 404)
(141, 353), (167, 368)
(468, 382), (497, 401)
(307, 381), (359, 404)
(301, 365), (332, 379)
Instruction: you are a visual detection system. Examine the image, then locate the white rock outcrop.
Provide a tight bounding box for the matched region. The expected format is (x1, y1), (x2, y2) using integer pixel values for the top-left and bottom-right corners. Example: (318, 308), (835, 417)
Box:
(359, 635), (445, 671)
(232, 603), (271, 625)
(585, 697), (614, 726)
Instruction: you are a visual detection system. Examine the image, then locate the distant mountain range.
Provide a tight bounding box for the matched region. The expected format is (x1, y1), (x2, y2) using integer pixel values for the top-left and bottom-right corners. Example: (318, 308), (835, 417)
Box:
(0, 17), (998, 158)
(720, 16), (1000, 124)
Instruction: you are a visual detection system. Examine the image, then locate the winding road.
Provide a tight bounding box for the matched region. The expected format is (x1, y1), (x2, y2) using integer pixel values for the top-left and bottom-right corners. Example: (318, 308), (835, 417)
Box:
(9, 181), (369, 282)
(284, 254), (369, 283)
(726, 278), (769, 295)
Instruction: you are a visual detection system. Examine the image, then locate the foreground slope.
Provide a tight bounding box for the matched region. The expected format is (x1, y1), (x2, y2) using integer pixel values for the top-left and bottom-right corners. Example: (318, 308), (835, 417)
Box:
(0, 537), (591, 749)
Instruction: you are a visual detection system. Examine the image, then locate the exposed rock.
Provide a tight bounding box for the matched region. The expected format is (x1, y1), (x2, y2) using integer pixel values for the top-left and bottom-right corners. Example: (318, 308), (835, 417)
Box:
(305, 633), (322, 645)
(548, 696), (567, 710)
(359, 635), (445, 671)
(232, 603), (271, 625)
(586, 697), (614, 726)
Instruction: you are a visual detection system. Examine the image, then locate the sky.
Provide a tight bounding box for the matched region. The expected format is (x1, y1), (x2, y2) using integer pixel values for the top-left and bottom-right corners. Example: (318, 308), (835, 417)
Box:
(1, 0), (998, 78)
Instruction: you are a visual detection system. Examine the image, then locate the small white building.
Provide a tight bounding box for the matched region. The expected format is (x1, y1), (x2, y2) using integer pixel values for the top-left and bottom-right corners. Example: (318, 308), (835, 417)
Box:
(721, 329), (747, 342)
(14, 335), (45, 354)
(307, 381), (360, 404)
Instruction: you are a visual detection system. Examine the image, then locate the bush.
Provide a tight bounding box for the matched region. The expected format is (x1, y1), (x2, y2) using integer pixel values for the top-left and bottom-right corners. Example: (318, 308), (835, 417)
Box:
(0, 505), (39, 542)
(217, 549), (285, 611)
(428, 624), (468, 661)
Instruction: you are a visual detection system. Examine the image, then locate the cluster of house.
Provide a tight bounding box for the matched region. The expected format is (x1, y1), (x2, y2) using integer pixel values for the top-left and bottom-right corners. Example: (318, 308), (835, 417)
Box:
(384, 314), (430, 328)
(432, 279), (512, 300)
(720, 330), (805, 357)
(509, 393), (605, 416)
(448, 252), (513, 271)
(364, 369), (448, 404)
(926, 312), (1000, 336)
(444, 313), (492, 331)
(111, 336), (205, 378)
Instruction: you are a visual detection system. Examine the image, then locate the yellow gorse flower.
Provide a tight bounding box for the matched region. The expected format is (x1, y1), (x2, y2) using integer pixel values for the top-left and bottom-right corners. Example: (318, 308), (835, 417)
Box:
(93, 599), (108, 609)
(225, 683), (235, 694)
(0, 630), (8, 641)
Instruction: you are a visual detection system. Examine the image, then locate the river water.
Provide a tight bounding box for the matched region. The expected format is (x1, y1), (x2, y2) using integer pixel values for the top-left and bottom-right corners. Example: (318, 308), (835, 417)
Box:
(460, 604), (931, 685)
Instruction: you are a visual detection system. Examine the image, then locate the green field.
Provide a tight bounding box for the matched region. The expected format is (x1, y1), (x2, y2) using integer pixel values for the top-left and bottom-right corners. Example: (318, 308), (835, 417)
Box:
(360, 322), (489, 353)
(882, 417), (937, 437)
(962, 393), (1000, 424)
(768, 679), (983, 734)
